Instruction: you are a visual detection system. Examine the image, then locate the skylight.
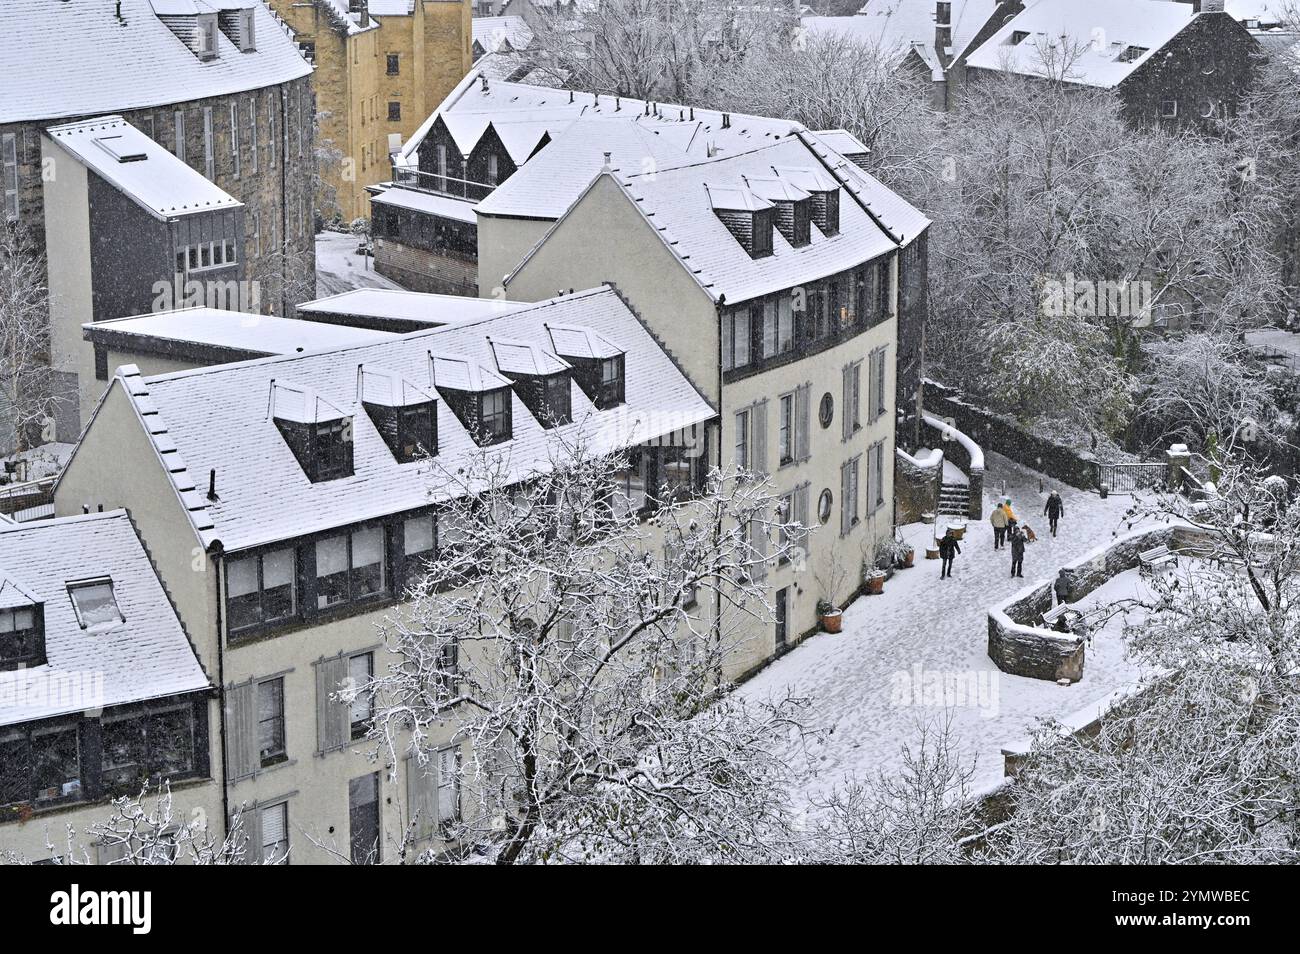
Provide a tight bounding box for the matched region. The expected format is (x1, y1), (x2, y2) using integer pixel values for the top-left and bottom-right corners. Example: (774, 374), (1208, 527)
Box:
(68, 578), (124, 630)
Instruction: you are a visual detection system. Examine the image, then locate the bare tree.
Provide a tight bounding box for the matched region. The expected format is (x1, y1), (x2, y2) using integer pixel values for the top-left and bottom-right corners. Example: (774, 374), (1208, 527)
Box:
(0, 222), (56, 455)
(362, 431), (811, 864)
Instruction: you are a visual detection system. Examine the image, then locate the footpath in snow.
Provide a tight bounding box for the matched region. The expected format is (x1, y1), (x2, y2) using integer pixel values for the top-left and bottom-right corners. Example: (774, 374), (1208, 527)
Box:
(315, 230), (405, 298)
(740, 451), (1151, 804)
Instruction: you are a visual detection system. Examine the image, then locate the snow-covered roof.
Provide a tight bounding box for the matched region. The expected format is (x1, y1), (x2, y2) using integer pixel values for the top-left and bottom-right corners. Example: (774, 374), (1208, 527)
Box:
(805, 0), (999, 74)
(473, 15), (534, 53)
(298, 289), (531, 326)
(398, 69), (807, 171)
(45, 116), (241, 221)
(84, 308), (396, 357)
(962, 0), (1196, 89)
(803, 130), (931, 242)
(475, 116), (719, 220)
(87, 287), (715, 552)
(0, 510), (211, 727)
(812, 129), (870, 158)
(315, 0), (382, 35)
(370, 185), (479, 223)
(1225, 0), (1288, 25)
(515, 133), (925, 305)
(1, 1), (313, 124)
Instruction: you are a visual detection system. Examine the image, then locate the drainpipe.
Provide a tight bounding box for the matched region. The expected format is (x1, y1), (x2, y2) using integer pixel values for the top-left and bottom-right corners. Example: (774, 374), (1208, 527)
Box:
(711, 294), (726, 688)
(209, 540), (230, 842)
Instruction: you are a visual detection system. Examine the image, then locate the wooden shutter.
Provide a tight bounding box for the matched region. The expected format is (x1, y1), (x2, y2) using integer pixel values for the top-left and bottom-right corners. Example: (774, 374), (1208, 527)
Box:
(842, 364), (854, 442)
(751, 400), (768, 476)
(795, 384), (811, 462)
(315, 654), (349, 755)
(406, 755), (437, 840)
(840, 462), (852, 537)
(224, 678), (259, 782)
(232, 801), (260, 865)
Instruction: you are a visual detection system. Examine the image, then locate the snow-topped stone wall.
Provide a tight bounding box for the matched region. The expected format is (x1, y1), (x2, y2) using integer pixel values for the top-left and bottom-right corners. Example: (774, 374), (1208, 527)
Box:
(895, 447), (942, 524)
(987, 581), (1085, 683)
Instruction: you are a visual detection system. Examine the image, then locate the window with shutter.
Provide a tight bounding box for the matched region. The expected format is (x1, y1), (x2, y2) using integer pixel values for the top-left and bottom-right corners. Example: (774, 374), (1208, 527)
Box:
(436, 746), (460, 827)
(314, 655), (350, 755)
(795, 384), (812, 462)
(751, 400), (768, 476)
(261, 801), (289, 864)
(224, 678), (259, 781)
(406, 755), (437, 839)
(873, 348), (888, 420)
(2, 133), (18, 220)
(230, 102), (240, 178)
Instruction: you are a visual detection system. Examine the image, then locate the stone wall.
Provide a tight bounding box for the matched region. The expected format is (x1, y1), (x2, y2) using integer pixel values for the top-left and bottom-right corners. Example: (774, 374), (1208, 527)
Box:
(895, 447), (941, 524)
(924, 379), (1098, 490)
(987, 580), (1085, 683)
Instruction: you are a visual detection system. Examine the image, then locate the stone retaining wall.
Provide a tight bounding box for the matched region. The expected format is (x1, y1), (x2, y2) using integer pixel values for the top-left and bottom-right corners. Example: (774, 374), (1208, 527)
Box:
(924, 379), (1099, 490)
(895, 448), (942, 524)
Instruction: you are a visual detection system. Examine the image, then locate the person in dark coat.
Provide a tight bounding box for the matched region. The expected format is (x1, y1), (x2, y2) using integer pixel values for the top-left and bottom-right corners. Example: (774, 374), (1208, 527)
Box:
(1044, 491), (1064, 537)
(1009, 527), (1026, 578)
(938, 529), (961, 579)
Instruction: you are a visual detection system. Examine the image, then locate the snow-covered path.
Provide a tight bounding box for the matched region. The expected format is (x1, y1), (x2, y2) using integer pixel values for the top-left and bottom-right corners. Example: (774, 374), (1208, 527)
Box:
(739, 451), (1149, 804)
(315, 230), (405, 298)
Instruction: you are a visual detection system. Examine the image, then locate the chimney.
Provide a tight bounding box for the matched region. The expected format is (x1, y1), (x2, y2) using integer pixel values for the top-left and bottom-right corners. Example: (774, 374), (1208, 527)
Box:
(935, 1), (952, 59)
(480, 74), (489, 92)
(208, 468), (219, 501)
(350, 0), (371, 29)
(722, 113), (731, 129)
(601, 151), (612, 172)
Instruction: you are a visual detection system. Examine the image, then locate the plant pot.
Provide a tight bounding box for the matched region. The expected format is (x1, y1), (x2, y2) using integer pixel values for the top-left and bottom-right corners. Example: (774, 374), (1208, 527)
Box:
(819, 609), (843, 633)
(947, 522), (967, 540)
(925, 545), (940, 560)
(865, 574), (885, 595)
(899, 549), (915, 568)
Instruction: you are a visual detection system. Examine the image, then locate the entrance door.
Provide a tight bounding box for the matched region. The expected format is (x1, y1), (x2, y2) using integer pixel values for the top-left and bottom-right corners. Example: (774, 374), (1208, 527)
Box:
(348, 772), (380, 865)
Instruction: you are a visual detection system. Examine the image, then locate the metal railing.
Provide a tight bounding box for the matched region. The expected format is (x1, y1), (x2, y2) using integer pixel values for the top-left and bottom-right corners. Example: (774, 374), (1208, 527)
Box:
(391, 166), (497, 202)
(1094, 461), (1167, 493)
(0, 476), (56, 521)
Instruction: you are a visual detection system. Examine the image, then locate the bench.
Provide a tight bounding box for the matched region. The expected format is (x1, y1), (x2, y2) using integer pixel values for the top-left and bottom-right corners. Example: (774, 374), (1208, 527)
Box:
(1139, 545), (1177, 572)
(1041, 602), (1081, 632)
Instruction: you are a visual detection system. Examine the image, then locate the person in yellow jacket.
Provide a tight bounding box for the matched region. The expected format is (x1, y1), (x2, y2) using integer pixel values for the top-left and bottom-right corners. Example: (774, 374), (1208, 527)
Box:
(989, 502), (1009, 549)
(1001, 498), (1018, 532)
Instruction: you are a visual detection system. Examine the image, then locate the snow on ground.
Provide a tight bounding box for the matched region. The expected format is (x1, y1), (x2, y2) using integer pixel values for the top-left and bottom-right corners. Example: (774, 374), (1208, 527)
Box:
(739, 450), (1152, 806)
(315, 230), (406, 298)
(1245, 327), (1300, 371)
(916, 446), (968, 486)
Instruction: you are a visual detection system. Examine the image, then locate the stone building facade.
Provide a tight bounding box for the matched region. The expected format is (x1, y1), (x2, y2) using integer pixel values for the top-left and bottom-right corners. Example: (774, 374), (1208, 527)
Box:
(267, 0), (472, 223)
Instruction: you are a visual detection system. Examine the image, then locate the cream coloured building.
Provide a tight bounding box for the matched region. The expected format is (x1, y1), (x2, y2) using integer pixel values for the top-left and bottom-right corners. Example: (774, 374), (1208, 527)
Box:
(52, 287), (716, 863)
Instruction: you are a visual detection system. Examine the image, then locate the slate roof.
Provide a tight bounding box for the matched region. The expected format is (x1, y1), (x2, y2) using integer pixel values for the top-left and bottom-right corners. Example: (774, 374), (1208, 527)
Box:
(75, 288), (715, 553)
(0, 511), (211, 727)
(85, 309), (396, 357)
(804, 0), (999, 74)
(1, 1), (313, 124)
(297, 289), (531, 327)
(962, 0), (1197, 88)
(46, 116), (241, 220)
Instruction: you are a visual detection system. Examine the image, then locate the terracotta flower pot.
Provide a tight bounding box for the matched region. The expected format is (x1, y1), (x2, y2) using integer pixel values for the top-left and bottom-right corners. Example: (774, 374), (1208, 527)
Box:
(899, 549), (915, 568)
(925, 545), (940, 560)
(865, 574), (885, 595)
(820, 609), (843, 633)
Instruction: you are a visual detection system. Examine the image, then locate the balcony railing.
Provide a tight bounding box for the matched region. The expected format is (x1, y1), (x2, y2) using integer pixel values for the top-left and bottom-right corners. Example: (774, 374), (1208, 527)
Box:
(391, 166), (497, 202)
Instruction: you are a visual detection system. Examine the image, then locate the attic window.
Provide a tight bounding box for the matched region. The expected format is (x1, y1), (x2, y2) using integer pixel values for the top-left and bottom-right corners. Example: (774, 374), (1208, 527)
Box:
(196, 14), (220, 61)
(1010, 30), (1030, 45)
(792, 199), (812, 247)
(364, 400), (437, 463)
(0, 604), (44, 671)
(598, 357), (625, 408)
(67, 579), (124, 630)
(218, 8), (257, 52)
(512, 372), (572, 428)
(313, 420), (353, 480)
(480, 388), (512, 444)
(1116, 46), (1148, 63)
(751, 207), (774, 258)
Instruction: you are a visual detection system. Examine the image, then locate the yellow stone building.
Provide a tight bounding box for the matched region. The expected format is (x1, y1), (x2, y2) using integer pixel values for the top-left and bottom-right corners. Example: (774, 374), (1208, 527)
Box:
(269, 0), (472, 223)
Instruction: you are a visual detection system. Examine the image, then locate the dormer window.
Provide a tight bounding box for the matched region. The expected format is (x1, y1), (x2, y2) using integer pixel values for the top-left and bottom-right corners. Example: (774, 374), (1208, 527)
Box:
(218, 7), (257, 52)
(272, 382), (355, 482)
(743, 176), (813, 248)
(68, 578), (124, 630)
(598, 357), (625, 407)
(196, 14), (220, 61)
(1010, 30), (1030, 45)
(0, 602), (44, 671)
(358, 367), (438, 463)
(547, 326), (626, 409)
(706, 184), (774, 259)
(1116, 46), (1148, 63)
(480, 388), (512, 444)
(432, 355), (515, 447)
(488, 339), (572, 428)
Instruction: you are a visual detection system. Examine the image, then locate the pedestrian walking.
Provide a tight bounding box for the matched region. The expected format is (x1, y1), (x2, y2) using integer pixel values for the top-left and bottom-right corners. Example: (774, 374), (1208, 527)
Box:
(1002, 497), (1018, 533)
(990, 502), (1008, 549)
(938, 528), (961, 579)
(1010, 527), (1026, 578)
(1044, 490), (1064, 537)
